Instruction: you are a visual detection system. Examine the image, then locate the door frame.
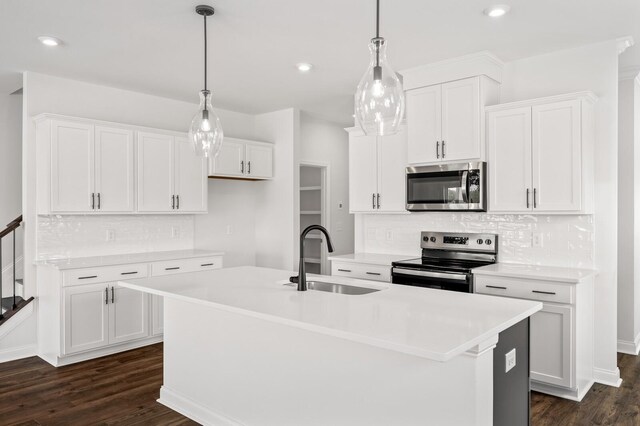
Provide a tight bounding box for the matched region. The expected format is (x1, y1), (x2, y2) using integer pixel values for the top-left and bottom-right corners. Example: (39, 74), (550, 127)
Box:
(299, 161), (331, 275)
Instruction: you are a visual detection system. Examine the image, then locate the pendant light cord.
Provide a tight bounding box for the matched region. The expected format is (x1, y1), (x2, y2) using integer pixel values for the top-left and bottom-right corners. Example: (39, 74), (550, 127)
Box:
(203, 14), (208, 92)
(375, 0), (380, 69)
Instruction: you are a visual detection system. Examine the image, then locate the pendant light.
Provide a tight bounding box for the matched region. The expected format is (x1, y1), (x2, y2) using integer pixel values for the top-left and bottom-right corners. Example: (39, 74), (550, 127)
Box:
(354, 0), (405, 136)
(189, 5), (224, 158)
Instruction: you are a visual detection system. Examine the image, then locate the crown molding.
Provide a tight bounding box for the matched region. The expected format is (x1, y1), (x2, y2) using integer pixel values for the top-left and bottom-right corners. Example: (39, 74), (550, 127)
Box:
(619, 66), (640, 82)
(617, 36), (635, 55)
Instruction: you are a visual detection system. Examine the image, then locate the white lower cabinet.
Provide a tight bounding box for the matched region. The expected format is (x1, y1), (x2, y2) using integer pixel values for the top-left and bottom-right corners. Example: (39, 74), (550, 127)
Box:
(475, 273), (593, 401)
(63, 283), (110, 354)
(109, 283), (149, 345)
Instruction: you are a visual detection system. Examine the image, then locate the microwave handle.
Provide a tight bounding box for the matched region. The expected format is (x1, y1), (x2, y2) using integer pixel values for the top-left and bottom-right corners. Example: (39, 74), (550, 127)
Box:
(461, 171), (469, 203)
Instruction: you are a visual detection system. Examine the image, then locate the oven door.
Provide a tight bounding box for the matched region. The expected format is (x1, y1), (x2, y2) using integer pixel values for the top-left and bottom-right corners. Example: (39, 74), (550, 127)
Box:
(391, 267), (472, 293)
(406, 162), (486, 211)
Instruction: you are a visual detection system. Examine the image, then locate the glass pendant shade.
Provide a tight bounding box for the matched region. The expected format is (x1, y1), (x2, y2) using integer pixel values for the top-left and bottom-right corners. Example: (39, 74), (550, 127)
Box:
(354, 38), (405, 136)
(189, 90), (223, 158)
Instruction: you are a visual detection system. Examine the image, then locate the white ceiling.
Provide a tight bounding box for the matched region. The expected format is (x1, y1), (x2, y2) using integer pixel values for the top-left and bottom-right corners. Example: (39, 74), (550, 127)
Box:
(1, 0), (639, 124)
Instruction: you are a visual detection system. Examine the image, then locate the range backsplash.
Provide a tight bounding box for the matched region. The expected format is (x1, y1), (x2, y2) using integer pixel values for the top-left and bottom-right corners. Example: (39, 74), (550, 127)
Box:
(37, 215), (195, 260)
(357, 213), (594, 268)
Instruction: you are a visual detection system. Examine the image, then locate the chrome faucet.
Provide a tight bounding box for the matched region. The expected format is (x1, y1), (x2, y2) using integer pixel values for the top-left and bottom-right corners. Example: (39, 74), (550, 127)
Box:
(292, 225), (334, 291)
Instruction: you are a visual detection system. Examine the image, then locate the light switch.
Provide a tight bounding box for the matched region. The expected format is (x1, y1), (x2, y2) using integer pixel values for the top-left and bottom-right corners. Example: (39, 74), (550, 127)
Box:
(106, 229), (115, 242)
(532, 233), (543, 248)
(505, 348), (516, 373)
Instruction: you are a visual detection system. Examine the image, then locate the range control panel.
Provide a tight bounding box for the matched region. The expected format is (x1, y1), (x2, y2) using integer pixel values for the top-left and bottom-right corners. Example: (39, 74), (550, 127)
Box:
(421, 231), (498, 253)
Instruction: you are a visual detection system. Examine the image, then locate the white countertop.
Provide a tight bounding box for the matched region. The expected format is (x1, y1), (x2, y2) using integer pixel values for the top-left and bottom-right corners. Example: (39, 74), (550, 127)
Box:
(119, 266), (541, 362)
(36, 249), (224, 270)
(327, 252), (414, 266)
(473, 263), (597, 283)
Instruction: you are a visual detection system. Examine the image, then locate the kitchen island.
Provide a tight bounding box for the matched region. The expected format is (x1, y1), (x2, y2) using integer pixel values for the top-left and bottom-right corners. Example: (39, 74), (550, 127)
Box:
(119, 266), (541, 426)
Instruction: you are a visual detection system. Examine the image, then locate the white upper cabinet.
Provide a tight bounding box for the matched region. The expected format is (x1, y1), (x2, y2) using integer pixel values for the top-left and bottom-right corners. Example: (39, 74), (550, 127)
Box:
(35, 115), (208, 214)
(137, 132), (175, 212)
(50, 120), (95, 213)
(209, 137), (274, 180)
(174, 137), (208, 212)
(95, 126), (134, 212)
(347, 126), (407, 213)
(406, 76), (499, 165)
(486, 93), (595, 214)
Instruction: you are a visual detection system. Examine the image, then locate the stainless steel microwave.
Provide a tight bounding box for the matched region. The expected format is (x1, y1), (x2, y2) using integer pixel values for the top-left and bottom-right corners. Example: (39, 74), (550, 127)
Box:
(406, 162), (487, 211)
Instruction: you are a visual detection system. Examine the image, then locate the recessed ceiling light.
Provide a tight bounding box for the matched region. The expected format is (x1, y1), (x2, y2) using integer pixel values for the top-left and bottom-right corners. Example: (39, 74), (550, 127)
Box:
(483, 5), (510, 17)
(296, 63), (313, 73)
(38, 36), (61, 47)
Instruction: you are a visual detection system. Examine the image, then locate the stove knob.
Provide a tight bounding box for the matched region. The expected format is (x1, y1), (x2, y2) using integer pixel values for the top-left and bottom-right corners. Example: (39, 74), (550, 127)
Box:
(476, 239), (483, 245)
(485, 239), (492, 245)
(430, 237), (436, 243)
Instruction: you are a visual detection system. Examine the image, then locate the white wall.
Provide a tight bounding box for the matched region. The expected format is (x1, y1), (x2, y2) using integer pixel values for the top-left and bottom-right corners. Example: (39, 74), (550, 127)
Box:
(299, 113), (354, 259)
(254, 108), (300, 271)
(618, 72), (640, 353)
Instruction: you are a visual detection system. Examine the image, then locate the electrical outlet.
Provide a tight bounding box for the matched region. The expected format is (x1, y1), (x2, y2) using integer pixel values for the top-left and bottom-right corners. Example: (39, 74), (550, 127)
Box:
(336, 221), (343, 232)
(532, 232), (544, 248)
(505, 348), (516, 373)
(226, 225), (233, 235)
(171, 226), (180, 238)
(106, 229), (115, 242)
(385, 230), (393, 241)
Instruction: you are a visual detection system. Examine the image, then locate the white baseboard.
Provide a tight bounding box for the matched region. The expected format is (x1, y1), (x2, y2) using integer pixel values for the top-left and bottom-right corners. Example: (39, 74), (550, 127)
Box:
(0, 344), (36, 363)
(159, 386), (243, 426)
(593, 367), (622, 387)
(530, 379), (594, 402)
(617, 334), (640, 355)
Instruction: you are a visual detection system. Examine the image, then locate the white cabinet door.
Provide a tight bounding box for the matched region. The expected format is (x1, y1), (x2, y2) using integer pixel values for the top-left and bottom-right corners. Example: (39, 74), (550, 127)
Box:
(63, 284), (109, 355)
(174, 137), (207, 212)
(246, 143), (274, 179)
(487, 107), (533, 212)
(406, 85), (441, 164)
(377, 127), (407, 212)
(137, 132), (175, 212)
(441, 77), (480, 162)
(50, 120), (95, 213)
(108, 284), (149, 345)
(151, 294), (164, 336)
(532, 100), (582, 212)
(95, 126), (134, 212)
(211, 138), (245, 177)
(530, 303), (574, 388)
(349, 134), (378, 212)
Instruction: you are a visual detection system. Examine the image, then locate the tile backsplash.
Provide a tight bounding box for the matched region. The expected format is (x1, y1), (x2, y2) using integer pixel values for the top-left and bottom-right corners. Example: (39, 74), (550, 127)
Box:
(37, 215), (195, 260)
(358, 213), (594, 268)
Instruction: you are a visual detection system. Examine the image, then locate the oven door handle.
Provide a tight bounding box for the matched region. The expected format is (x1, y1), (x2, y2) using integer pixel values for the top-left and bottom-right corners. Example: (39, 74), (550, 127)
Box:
(392, 268), (468, 282)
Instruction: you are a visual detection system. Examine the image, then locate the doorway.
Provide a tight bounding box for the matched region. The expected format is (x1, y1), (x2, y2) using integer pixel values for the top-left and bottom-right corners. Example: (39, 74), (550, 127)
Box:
(299, 163), (330, 275)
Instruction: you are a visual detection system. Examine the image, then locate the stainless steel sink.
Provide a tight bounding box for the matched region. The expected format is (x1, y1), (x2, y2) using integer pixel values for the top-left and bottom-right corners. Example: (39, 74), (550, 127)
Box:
(284, 281), (380, 295)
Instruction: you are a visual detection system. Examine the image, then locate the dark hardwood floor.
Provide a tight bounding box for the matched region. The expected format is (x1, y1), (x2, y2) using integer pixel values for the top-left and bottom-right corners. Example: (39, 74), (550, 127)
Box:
(1, 344), (639, 425)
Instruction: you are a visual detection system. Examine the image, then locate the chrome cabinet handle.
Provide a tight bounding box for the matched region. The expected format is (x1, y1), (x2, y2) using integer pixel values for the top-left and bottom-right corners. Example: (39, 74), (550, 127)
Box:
(526, 189), (530, 208)
(176, 195), (180, 210)
(486, 285), (507, 290)
(105, 287), (109, 305)
(376, 193), (380, 209)
(337, 269), (352, 273)
(97, 193), (101, 209)
(91, 193), (95, 209)
(533, 188), (537, 208)
(372, 193), (376, 209)
(442, 140), (446, 158)
(111, 286), (115, 303)
(171, 195), (175, 209)
(532, 290), (556, 295)
(436, 141), (440, 159)
(248, 161), (251, 174)
(241, 160), (244, 174)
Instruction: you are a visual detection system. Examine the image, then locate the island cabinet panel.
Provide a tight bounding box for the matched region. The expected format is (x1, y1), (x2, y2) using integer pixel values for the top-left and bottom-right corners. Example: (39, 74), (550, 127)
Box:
(347, 126), (407, 213)
(530, 303), (573, 388)
(486, 92), (595, 214)
(208, 137), (274, 180)
(406, 76), (499, 165)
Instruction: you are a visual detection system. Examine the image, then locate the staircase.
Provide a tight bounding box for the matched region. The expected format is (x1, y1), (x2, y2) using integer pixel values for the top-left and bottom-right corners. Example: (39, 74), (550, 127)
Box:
(0, 216), (33, 326)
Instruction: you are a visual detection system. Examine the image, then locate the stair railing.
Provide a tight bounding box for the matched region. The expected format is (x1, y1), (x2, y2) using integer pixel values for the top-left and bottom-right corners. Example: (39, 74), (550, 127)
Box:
(0, 215), (22, 319)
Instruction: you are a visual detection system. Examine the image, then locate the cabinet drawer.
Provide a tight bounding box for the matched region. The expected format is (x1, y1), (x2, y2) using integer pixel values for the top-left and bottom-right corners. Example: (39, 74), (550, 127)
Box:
(151, 256), (223, 276)
(63, 263), (149, 287)
(332, 262), (391, 283)
(475, 275), (573, 304)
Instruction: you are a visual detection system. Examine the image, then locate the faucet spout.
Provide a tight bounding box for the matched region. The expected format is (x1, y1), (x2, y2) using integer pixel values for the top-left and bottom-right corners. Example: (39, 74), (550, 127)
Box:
(297, 225), (334, 291)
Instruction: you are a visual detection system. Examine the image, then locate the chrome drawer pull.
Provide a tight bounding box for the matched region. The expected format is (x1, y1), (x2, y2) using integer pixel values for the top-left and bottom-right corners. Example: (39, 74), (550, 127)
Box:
(532, 290), (556, 295)
(366, 272), (381, 276)
(165, 267), (180, 271)
(486, 285), (507, 290)
(78, 275), (98, 280)
(121, 271), (138, 275)
(201, 263), (214, 267)
(337, 269), (352, 273)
